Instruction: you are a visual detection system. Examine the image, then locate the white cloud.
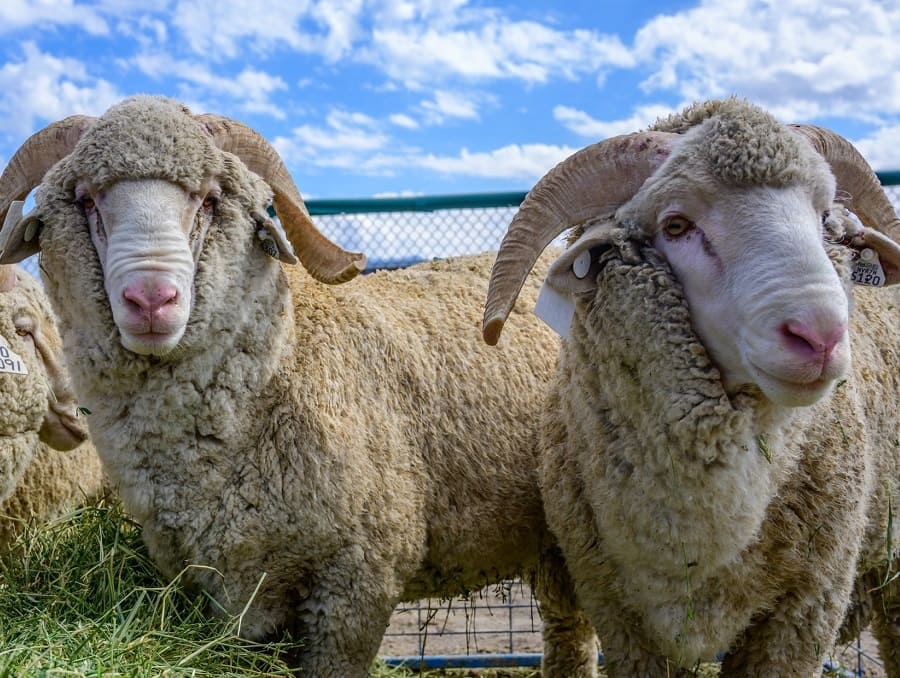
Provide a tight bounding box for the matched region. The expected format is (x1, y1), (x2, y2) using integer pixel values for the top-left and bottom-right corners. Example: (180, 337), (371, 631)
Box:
(274, 109), (392, 170)
(851, 125), (900, 171)
(367, 11), (633, 88)
(416, 143), (575, 180)
(0, 42), (122, 138)
(632, 0), (900, 121)
(389, 113), (419, 129)
(554, 104), (679, 139)
(420, 90), (481, 124)
(0, 0), (110, 34)
(168, 0), (365, 62)
(131, 51), (287, 117)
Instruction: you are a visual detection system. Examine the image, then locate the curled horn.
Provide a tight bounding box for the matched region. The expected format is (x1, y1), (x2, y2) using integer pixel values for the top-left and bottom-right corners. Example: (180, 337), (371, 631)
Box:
(0, 265), (16, 292)
(0, 115), (96, 229)
(482, 132), (677, 346)
(791, 125), (900, 242)
(196, 114), (366, 284)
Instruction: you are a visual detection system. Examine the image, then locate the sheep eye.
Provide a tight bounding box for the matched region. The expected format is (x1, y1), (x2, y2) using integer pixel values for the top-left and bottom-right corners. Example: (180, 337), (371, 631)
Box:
(14, 315), (35, 337)
(202, 195), (217, 211)
(79, 196), (96, 212)
(663, 216), (694, 238)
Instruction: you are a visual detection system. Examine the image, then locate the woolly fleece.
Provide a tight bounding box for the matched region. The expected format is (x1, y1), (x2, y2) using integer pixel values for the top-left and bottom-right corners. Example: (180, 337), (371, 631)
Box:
(0, 267), (104, 546)
(25, 96), (598, 677)
(538, 101), (900, 676)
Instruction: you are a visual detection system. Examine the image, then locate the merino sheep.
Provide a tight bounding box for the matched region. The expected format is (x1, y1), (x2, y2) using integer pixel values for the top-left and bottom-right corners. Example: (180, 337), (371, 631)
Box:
(0, 96), (598, 676)
(482, 98), (900, 676)
(0, 264), (103, 546)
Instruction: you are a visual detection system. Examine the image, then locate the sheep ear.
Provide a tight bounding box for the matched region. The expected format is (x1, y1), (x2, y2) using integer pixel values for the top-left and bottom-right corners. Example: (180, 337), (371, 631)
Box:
(534, 220), (620, 338)
(0, 200), (42, 264)
(544, 219), (620, 295)
(256, 209), (299, 264)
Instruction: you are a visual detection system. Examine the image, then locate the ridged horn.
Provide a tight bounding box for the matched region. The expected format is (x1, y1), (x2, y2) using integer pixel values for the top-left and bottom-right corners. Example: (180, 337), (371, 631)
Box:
(0, 265), (16, 292)
(482, 132), (677, 346)
(791, 124), (900, 242)
(196, 114), (366, 284)
(0, 115), (96, 229)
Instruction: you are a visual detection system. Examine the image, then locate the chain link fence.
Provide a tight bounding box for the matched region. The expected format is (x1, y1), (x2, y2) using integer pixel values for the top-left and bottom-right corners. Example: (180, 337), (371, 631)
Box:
(13, 181), (900, 675)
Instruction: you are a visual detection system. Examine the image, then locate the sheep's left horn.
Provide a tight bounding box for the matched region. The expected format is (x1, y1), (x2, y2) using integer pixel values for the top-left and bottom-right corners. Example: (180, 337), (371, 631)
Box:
(791, 125), (900, 242)
(0, 265), (16, 292)
(196, 114), (366, 284)
(0, 115), (96, 231)
(483, 132), (676, 346)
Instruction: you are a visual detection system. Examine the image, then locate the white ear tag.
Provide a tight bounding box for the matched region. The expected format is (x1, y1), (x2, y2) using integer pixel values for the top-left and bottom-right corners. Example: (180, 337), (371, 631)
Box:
(572, 250), (591, 279)
(851, 248), (886, 287)
(534, 281), (575, 339)
(0, 338), (28, 376)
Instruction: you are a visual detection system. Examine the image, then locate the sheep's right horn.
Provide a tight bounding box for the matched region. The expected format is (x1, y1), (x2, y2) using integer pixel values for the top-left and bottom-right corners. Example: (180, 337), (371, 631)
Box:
(0, 115), (96, 232)
(791, 125), (900, 242)
(197, 114), (366, 284)
(482, 132), (676, 346)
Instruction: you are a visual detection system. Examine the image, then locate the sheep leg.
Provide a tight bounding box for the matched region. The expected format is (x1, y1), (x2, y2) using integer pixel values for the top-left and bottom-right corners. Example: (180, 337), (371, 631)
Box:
(867, 567), (900, 677)
(277, 570), (397, 677)
(719, 593), (844, 677)
(530, 546), (599, 677)
(587, 620), (695, 678)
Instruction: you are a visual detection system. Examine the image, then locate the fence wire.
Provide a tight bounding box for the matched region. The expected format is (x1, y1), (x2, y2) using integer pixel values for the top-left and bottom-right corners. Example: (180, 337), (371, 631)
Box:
(13, 182), (900, 675)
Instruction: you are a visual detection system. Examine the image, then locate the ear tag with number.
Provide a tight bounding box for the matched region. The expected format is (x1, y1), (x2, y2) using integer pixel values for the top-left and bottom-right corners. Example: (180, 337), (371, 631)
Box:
(851, 248), (886, 287)
(0, 337), (28, 376)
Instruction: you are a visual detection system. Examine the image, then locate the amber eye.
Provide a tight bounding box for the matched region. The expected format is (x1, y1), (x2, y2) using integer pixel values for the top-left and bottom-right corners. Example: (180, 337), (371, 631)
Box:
(79, 196), (95, 212)
(663, 216), (694, 237)
(202, 195), (217, 210)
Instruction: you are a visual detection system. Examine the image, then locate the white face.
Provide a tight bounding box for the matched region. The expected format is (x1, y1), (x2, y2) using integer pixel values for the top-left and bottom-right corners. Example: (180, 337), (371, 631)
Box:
(651, 184), (850, 406)
(77, 178), (220, 355)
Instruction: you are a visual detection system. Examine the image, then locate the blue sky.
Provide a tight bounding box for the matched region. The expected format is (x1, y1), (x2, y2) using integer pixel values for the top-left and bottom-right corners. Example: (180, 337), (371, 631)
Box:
(1, 0), (900, 199)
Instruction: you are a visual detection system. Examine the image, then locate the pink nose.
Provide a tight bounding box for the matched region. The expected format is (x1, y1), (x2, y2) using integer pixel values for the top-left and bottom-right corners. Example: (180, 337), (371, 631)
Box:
(123, 283), (178, 316)
(781, 320), (845, 360)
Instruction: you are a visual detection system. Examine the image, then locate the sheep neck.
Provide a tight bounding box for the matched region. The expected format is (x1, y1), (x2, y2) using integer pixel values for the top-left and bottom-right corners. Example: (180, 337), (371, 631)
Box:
(64, 260), (296, 548)
(558, 256), (803, 577)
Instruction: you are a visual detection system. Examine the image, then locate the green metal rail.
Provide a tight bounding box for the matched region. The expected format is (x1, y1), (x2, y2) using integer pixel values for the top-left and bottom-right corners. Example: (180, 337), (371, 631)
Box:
(307, 172), (900, 216)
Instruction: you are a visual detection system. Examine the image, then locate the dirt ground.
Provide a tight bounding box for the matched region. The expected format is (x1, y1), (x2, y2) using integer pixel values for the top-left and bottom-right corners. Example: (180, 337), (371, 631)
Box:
(378, 581), (885, 676)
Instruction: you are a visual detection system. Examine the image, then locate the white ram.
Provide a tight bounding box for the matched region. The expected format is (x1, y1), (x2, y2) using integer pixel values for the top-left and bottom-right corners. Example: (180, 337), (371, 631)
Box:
(483, 98), (900, 676)
(0, 96), (598, 677)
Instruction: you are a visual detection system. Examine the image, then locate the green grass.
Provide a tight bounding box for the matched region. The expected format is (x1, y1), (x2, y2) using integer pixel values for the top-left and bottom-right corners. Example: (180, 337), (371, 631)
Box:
(0, 501), (850, 677)
(0, 502), (544, 677)
(0, 501), (297, 676)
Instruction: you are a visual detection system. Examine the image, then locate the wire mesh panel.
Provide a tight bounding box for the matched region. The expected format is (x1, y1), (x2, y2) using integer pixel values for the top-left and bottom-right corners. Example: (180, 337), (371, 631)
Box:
(306, 193), (526, 271)
(378, 581), (543, 660)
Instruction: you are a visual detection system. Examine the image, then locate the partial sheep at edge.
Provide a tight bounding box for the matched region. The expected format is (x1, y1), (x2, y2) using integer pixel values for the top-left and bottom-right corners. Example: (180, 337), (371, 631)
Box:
(0, 264), (104, 547)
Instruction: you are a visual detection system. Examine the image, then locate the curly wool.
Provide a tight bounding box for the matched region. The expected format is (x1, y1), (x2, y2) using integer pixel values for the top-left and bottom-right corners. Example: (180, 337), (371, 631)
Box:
(0, 270), (56, 499)
(26, 96), (597, 676)
(53, 96), (224, 193)
(649, 97), (821, 189)
(541, 236), (891, 673)
(0, 268), (104, 546)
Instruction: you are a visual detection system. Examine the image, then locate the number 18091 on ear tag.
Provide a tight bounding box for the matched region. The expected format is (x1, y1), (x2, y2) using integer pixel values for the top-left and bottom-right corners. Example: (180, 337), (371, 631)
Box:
(0, 339), (28, 376)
